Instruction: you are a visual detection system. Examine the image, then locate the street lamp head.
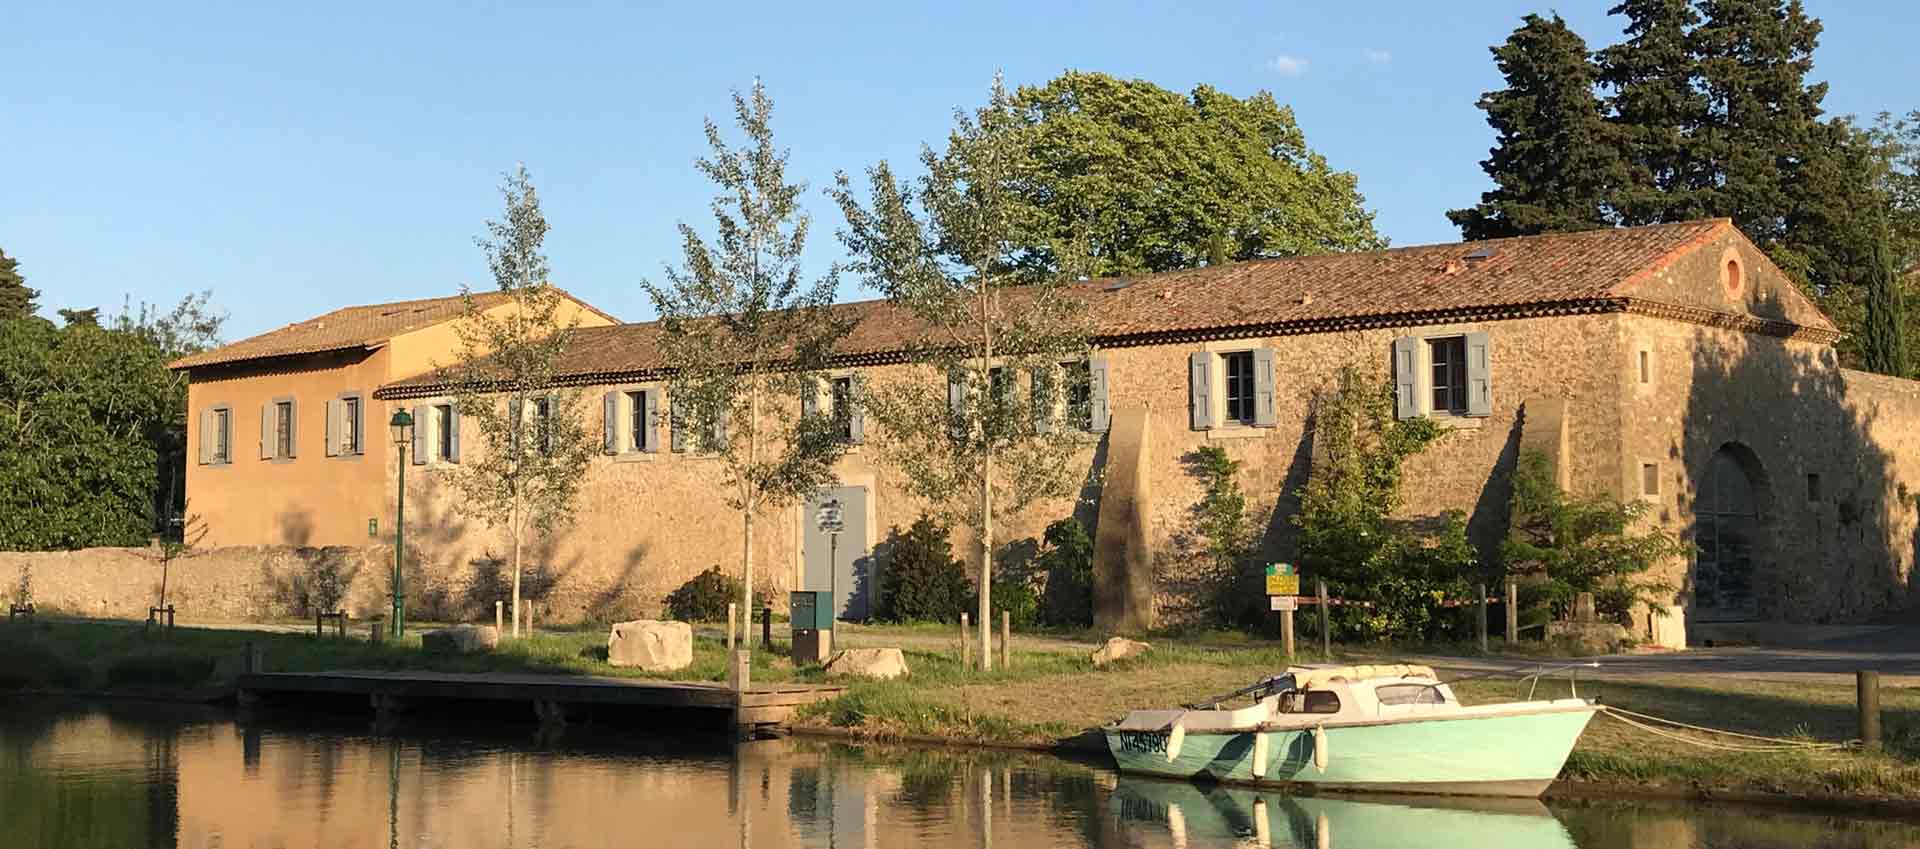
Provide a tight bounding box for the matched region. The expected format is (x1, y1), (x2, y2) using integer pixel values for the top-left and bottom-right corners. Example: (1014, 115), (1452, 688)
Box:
(390, 409), (415, 447)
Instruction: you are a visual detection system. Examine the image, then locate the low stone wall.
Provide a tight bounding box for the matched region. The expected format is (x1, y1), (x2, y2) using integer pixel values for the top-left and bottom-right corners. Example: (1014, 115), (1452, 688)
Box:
(0, 545), (394, 623)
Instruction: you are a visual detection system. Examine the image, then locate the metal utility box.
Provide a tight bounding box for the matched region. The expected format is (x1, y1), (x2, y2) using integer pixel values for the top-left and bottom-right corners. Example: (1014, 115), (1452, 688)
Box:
(790, 591), (836, 632)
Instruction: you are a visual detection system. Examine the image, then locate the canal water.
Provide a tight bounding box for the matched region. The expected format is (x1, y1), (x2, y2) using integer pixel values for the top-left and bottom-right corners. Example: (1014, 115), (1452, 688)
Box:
(3, 699), (1915, 849)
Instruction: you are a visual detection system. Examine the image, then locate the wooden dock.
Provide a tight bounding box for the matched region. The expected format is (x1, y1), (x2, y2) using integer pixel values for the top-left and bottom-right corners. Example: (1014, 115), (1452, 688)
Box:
(235, 670), (846, 730)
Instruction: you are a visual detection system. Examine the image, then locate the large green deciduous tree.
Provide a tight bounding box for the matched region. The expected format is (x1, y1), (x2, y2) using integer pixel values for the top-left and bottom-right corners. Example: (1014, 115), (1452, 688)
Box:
(642, 82), (851, 648)
(1008, 71), (1382, 277)
(446, 165), (597, 637)
(834, 75), (1092, 669)
(1448, 14), (1629, 239)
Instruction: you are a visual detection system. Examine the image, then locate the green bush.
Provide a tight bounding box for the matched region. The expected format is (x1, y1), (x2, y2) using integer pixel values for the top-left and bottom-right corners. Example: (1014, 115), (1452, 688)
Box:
(664, 566), (768, 622)
(104, 651), (216, 689)
(0, 637), (89, 690)
(878, 517), (972, 623)
(987, 578), (1040, 629)
(1036, 518), (1094, 626)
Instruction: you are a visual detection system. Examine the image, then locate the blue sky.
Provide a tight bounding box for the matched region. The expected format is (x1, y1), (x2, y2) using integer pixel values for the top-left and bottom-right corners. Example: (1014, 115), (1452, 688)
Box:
(5, 1), (1917, 339)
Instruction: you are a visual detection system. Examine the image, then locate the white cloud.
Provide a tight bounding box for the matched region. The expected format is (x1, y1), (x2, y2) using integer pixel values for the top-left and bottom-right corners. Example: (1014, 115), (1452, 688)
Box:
(1363, 48), (1393, 65)
(1262, 55), (1310, 77)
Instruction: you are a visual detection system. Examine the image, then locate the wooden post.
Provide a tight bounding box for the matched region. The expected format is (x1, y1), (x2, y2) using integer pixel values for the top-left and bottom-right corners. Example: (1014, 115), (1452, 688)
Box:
(336, 615), (346, 639)
(527, 601), (536, 635)
(369, 622), (384, 645)
(760, 606), (772, 647)
(728, 649), (751, 692)
(999, 611), (1010, 671)
(1317, 579), (1330, 661)
(727, 603), (738, 653)
(1477, 582), (1489, 653)
(1505, 581), (1519, 645)
(1859, 670), (1883, 752)
(1280, 608), (1295, 658)
(495, 601), (504, 636)
(960, 613), (972, 669)
(315, 610), (323, 638)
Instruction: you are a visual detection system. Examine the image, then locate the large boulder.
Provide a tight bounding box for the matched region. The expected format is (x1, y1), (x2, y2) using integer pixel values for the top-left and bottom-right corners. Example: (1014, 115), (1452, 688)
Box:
(1546, 621), (1632, 655)
(824, 647), (909, 680)
(608, 620), (693, 672)
(421, 625), (498, 654)
(1090, 636), (1151, 667)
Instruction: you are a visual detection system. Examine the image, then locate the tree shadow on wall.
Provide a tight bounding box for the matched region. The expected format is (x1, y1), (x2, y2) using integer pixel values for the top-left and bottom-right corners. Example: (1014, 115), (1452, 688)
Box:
(1680, 295), (1913, 624)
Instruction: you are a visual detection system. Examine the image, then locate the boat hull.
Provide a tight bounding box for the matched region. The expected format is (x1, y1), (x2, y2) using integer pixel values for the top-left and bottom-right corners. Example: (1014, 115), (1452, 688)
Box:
(1105, 705), (1596, 799)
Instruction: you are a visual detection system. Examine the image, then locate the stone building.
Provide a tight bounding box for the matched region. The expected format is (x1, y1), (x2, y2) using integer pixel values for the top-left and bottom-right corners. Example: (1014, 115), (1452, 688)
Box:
(170, 219), (1920, 643)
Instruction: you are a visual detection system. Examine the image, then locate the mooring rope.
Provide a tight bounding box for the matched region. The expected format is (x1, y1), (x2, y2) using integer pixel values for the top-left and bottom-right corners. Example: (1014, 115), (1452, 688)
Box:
(1597, 705), (1857, 753)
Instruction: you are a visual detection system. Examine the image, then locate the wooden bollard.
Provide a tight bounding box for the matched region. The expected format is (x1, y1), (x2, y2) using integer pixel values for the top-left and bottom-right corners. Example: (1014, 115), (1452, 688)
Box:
(495, 601), (504, 636)
(728, 649), (751, 692)
(1317, 579), (1330, 661)
(1280, 606), (1295, 657)
(369, 622), (384, 644)
(1859, 670), (1883, 752)
(1505, 581), (1519, 645)
(960, 613), (972, 669)
(526, 601), (536, 635)
(727, 603), (738, 653)
(999, 611), (1011, 671)
(1477, 582), (1489, 653)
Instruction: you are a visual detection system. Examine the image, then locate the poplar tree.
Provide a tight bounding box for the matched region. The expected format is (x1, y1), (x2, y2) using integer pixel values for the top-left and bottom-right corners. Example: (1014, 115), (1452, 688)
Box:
(1448, 14), (1627, 239)
(446, 165), (596, 637)
(1863, 227), (1908, 377)
(833, 75), (1091, 669)
(642, 82), (850, 648)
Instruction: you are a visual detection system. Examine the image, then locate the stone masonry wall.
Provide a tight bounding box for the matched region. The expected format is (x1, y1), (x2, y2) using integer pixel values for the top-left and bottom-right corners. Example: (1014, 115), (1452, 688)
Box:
(0, 545), (394, 622)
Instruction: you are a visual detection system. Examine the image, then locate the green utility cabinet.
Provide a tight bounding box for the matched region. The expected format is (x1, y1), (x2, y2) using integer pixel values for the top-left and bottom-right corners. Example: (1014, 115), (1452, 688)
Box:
(791, 590), (835, 666)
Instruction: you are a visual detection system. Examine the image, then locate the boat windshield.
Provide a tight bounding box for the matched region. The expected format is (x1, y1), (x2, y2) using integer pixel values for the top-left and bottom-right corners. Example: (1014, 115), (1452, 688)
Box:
(1375, 683), (1449, 706)
(1277, 690), (1342, 714)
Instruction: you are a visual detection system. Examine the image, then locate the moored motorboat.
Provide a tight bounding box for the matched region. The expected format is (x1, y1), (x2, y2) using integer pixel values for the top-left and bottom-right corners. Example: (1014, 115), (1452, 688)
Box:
(1104, 664), (1597, 798)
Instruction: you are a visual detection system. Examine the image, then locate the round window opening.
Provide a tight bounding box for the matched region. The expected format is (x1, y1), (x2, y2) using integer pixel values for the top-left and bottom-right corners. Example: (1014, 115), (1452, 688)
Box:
(1722, 255), (1744, 299)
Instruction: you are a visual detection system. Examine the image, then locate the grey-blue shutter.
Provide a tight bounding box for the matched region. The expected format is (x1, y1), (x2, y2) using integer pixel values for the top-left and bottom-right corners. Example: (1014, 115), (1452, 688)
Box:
(1466, 331), (1492, 417)
(670, 395), (687, 452)
(712, 408), (728, 451)
(353, 398), (366, 455)
(325, 399), (341, 457)
(1253, 347), (1277, 427)
(411, 404), (429, 465)
(1031, 367), (1055, 434)
(260, 405), (273, 460)
(1089, 356), (1111, 433)
(802, 377), (820, 418)
(447, 406), (461, 463)
(1189, 352), (1213, 431)
(1392, 337), (1419, 420)
(197, 410), (213, 465)
(508, 397), (525, 456)
(947, 368), (966, 440)
(643, 390), (660, 453)
(602, 391), (619, 454)
(848, 377), (866, 444)
(286, 399), (297, 457)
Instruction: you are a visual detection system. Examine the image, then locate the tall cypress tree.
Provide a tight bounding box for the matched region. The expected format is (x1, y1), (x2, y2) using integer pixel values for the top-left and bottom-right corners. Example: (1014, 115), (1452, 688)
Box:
(1448, 14), (1627, 239)
(0, 248), (39, 320)
(1863, 225), (1908, 377)
(1597, 0), (1710, 224)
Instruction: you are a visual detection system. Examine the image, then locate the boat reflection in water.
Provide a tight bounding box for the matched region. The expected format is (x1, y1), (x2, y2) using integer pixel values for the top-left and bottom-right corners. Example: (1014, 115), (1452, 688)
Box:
(1109, 778), (1577, 849)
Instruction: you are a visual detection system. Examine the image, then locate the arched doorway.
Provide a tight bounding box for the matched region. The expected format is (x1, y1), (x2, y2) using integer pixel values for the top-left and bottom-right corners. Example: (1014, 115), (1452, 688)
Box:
(1693, 445), (1764, 621)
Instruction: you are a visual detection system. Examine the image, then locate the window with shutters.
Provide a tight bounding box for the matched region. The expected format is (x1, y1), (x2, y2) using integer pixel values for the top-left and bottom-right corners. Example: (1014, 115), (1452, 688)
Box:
(532, 397), (552, 455)
(1222, 351), (1256, 425)
(274, 401), (294, 459)
(830, 377), (855, 443)
(342, 396), (363, 454)
(627, 391), (650, 452)
(1063, 360), (1093, 431)
(434, 404), (454, 461)
(212, 407), (232, 464)
(1428, 337), (1469, 415)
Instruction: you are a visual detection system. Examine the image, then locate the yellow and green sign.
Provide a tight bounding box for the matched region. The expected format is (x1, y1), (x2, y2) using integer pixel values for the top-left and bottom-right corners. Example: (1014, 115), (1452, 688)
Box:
(1264, 563), (1299, 596)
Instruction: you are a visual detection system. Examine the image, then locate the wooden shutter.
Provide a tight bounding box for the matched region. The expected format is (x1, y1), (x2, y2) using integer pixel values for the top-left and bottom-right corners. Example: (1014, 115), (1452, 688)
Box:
(285, 400), (297, 457)
(260, 405), (274, 460)
(643, 390), (660, 453)
(1031, 367), (1055, 434)
(1089, 355), (1111, 433)
(1189, 352), (1213, 431)
(325, 399), (341, 457)
(446, 406), (462, 463)
(1253, 347), (1277, 428)
(712, 408), (728, 451)
(507, 397), (524, 457)
(352, 398), (366, 455)
(670, 395), (687, 453)
(848, 377), (866, 444)
(602, 391), (619, 455)
(1392, 336), (1419, 420)
(947, 368), (966, 440)
(411, 404), (429, 465)
(197, 409), (213, 465)
(802, 377), (820, 418)
(1465, 331), (1492, 417)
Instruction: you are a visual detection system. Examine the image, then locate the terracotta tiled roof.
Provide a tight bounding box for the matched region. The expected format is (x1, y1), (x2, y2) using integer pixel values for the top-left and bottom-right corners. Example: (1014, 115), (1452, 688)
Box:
(377, 219), (1823, 398)
(169, 289), (622, 370)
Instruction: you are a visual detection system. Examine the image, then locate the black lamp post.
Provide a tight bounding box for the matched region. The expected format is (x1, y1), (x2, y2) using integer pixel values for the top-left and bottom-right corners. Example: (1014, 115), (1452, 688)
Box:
(389, 409), (414, 638)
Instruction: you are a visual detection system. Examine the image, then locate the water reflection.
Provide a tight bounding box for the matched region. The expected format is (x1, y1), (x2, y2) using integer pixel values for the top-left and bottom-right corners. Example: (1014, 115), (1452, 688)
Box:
(3, 699), (1918, 849)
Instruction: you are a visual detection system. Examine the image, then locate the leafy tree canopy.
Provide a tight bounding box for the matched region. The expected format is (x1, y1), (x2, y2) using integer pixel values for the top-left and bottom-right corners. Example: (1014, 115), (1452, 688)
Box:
(1501, 451), (1685, 621)
(0, 248), (38, 321)
(1008, 71), (1384, 277)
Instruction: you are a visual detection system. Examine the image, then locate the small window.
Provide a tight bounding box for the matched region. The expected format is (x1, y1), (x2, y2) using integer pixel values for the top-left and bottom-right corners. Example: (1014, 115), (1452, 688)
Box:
(212, 408), (232, 464)
(1375, 684), (1447, 706)
(1429, 337), (1468, 414)
(1223, 351), (1256, 424)
(1642, 463), (1659, 496)
(1638, 350), (1650, 384)
(1723, 256), (1744, 298)
(342, 396), (363, 454)
(532, 397), (552, 455)
(627, 391), (649, 452)
(1064, 360), (1093, 431)
(1280, 690), (1343, 714)
(435, 404), (454, 461)
(830, 377), (854, 442)
(1807, 473), (1822, 502)
(274, 401), (294, 458)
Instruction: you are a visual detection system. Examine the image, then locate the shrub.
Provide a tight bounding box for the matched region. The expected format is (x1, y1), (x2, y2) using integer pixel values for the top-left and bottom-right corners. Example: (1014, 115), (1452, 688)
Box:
(878, 517), (972, 623)
(1503, 450), (1685, 621)
(664, 566), (768, 622)
(0, 639), (88, 691)
(104, 652), (216, 689)
(987, 577), (1040, 629)
(12, 565), (32, 608)
(1036, 518), (1094, 626)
